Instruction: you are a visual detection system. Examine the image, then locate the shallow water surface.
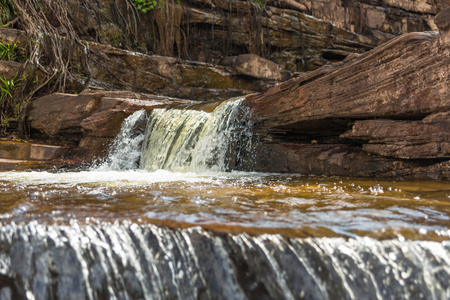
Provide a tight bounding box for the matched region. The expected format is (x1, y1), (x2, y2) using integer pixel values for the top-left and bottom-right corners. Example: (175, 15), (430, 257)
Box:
(1, 170), (449, 240)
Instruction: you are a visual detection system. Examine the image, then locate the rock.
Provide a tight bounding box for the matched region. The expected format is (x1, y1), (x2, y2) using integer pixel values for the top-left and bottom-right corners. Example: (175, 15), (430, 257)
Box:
(242, 13), (450, 179)
(340, 112), (450, 159)
(435, 7), (450, 31)
(87, 42), (267, 100)
(0, 27), (27, 47)
(0, 140), (68, 161)
(220, 54), (289, 81)
(0, 61), (22, 80)
(435, 7), (450, 47)
(62, 0), (446, 76)
(244, 143), (450, 180)
(28, 90), (194, 160)
(244, 31), (448, 130)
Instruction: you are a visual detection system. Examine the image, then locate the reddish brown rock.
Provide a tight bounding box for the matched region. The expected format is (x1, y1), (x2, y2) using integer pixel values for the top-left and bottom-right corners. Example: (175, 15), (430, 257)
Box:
(0, 27), (27, 47)
(220, 54), (290, 81)
(0, 140), (68, 161)
(241, 8), (450, 179)
(87, 42), (266, 101)
(244, 31), (449, 129)
(246, 143), (450, 180)
(62, 0), (446, 77)
(341, 112), (450, 159)
(28, 90), (194, 160)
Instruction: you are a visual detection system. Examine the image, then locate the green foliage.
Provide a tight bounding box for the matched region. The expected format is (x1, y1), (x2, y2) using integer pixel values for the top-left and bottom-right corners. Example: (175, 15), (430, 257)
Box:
(0, 40), (18, 61)
(0, 74), (18, 105)
(132, 0), (181, 13)
(0, 73), (23, 128)
(252, 0), (266, 8)
(132, 0), (158, 13)
(0, 0), (15, 25)
(0, 40), (26, 62)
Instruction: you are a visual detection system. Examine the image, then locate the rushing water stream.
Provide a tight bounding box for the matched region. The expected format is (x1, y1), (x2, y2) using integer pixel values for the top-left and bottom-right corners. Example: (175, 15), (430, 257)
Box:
(0, 99), (449, 299)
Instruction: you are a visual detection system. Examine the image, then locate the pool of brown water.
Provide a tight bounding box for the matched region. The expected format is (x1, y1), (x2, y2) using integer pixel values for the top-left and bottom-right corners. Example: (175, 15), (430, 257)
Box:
(0, 170), (449, 240)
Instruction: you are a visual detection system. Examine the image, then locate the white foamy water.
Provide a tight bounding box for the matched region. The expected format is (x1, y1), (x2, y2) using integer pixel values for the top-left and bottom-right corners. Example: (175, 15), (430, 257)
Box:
(95, 110), (148, 171)
(0, 169), (242, 185)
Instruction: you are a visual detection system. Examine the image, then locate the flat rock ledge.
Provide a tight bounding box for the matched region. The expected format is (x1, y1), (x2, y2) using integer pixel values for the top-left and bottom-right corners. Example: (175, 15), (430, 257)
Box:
(242, 8), (450, 180)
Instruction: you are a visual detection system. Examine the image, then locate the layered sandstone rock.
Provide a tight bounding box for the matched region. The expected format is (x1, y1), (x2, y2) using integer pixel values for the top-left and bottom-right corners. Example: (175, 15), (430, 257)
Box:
(87, 42), (268, 101)
(66, 0), (446, 74)
(242, 8), (450, 179)
(28, 90), (194, 159)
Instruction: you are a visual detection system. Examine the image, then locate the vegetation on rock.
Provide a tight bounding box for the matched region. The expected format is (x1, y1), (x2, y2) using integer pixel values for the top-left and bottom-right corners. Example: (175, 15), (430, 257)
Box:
(0, 0), (91, 136)
(0, 73), (22, 130)
(0, 39), (24, 61)
(133, 0), (158, 12)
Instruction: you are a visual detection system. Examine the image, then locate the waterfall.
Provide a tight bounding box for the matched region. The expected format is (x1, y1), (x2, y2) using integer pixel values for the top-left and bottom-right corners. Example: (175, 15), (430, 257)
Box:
(140, 97), (253, 172)
(96, 97), (252, 172)
(95, 110), (148, 171)
(0, 223), (448, 300)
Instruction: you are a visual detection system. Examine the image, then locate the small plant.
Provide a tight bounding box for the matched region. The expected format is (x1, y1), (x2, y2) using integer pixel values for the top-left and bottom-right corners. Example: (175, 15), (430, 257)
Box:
(0, 39), (27, 62)
(0, 74), (18, 105)
(132, 0), (180, 13)
(0, 73), (23, 129)
(0, 40), (18, 61)
(252, 0), (266, 8)
(133, 0), (158, 13)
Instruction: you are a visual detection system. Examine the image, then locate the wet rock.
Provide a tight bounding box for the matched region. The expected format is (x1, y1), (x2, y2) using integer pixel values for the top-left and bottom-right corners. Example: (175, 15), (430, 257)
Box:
(87, 42), (265, 101)
(0, 140), (69, 161)
(247, 143), (450, 180)
(62, 0), (445, 76)
(0, 224), (449, 300)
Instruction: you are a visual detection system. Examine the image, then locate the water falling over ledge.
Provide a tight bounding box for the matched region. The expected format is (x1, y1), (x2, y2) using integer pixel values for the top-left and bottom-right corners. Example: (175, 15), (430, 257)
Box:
(96, 97), (254, 173)
(140, 97), (253, 172)
(0, 223), (448, 300)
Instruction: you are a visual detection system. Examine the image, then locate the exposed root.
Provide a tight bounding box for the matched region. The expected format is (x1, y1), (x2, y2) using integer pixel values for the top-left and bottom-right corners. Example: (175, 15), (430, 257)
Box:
(5, 0), (91, 136)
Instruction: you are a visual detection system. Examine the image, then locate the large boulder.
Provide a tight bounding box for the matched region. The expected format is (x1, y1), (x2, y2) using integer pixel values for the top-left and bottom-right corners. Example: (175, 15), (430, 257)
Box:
(220, 54), (289, 81)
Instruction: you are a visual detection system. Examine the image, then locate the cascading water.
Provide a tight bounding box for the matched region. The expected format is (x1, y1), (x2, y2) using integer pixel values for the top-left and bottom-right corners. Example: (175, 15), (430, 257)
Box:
(0, 223), (448, 300)
(140, 97), (252, 172)
(96, 97), (253, 173)
(0, 97), (449, 300)
(95, 110), (148, 171)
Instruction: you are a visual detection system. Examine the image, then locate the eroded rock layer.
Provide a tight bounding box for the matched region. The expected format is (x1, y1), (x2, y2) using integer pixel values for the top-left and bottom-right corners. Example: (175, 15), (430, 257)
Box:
(242, 8), (450, 179)
(67, 0), (447, 72)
